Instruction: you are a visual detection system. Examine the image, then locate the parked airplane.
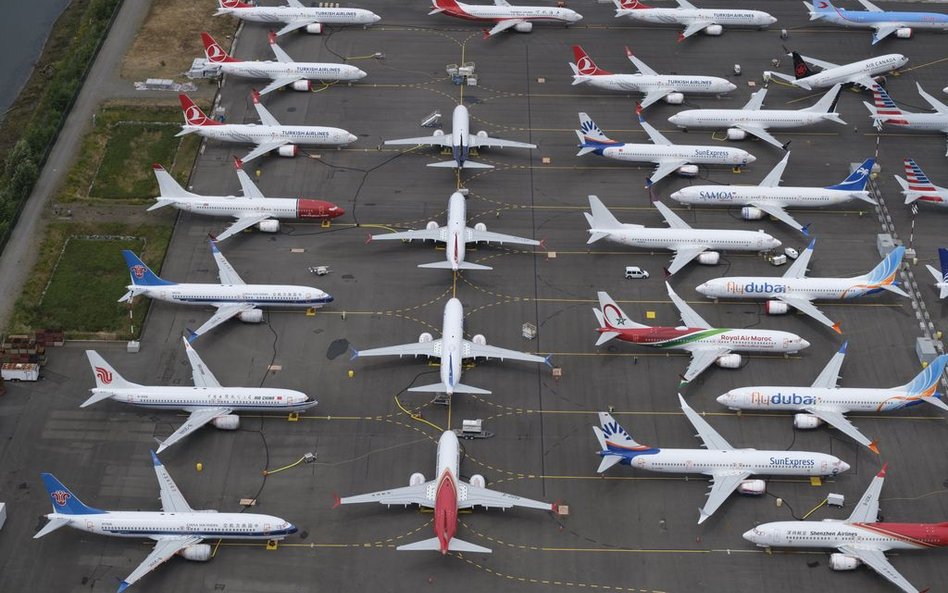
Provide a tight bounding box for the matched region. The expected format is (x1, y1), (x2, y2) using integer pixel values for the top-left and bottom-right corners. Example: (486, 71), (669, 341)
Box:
(35, 452), (297, 592)
(149, 160), (343, 241)
(584, 195), (780, 275)
(595, 396), (849, 524)
(214, 0), (380, 35)
(120, 241), (332, 341)
(671, 154), (875, 234)
(925, 248), (948, 299)
(612, 0), (776, 40)
(200, 32), (366, 95)
(805, 0), (948, 45)
(717, 347), (948, 452)
(351, 298), (549, 395)
(368, 192), (539, 271)
(696, 242), (908, 333)
(764, 51), (907, 90)
(745, 465), (948, 593)
(385, 105), (534, 169)
(575, 112), (756, 186)
(667, 84), (845, 150)
(568, 45), (736, 108)
(176, 92), (357, 163)
(593, 286), (809, 385)
(896, 158), (948, 205)
(428, 0), (582, 37)
(865, 84), (948, 156)
(84, 338), (316, 454)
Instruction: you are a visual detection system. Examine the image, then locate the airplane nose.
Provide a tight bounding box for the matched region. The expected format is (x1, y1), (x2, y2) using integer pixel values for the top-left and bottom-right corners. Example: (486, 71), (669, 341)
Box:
(716, 393), (730, 405)
(838, 461), (851, 473)
(347, 133), (357, 143)
(356, 69), (367, 79)
(745, 154), (757, 164)
(726, 82), (737, 91)
(742, 529), (759, 543)
(287, 523), (298, 534)
(572, 12), (583, 21)
(695, 282), (710, 295)
(668, 114), (680, 125)
(372, 14), (381, 22)
(769, 16), (778, 24)
(799, 338), (811, 349)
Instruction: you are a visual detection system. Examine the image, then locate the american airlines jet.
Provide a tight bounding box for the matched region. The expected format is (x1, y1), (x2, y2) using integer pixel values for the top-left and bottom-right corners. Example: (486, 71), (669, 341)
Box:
(865, 84), (948, 156)
(896, 158), (948, 205)
(805, 0), (948, 45)
(428, 0), (582, 37)
(612, 0), (777, 40)
(764, 51), (907, 90)
(214, 0), (380, 36)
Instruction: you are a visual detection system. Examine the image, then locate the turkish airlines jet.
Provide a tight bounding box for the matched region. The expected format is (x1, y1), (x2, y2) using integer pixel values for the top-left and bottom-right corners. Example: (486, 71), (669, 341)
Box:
(214, 0), (380, 36)
(35, 452), (297, 592)
(84, 338), (316, 454)
(745, 465), (948, 593)
(805, 0), (948, 45)
(429, 0), (582, 38)
(612, 0), (776, 40)
(865, 84), (948, 156)
(764, 51), (907, 90)
(595, 396), (849, 524)
(335, 430), (554, 553)
(896, 158), (948, 206)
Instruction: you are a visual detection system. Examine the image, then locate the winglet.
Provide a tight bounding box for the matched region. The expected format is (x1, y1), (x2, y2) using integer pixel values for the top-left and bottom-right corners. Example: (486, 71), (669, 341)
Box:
(118, 581), (131, 593)
(186, 328), (199, 343)
(624, 46), (633, 58)
(869, 441), (880, 455)
(831, 322), (842, 335)
(268, 30), (277, 45)
(677, 31), (686, 43)
(839, 341), (848, 354)
(801, 223), (811, 237)
(877, 462), (887, 477)
(152, 163), (164, 171)
(482, 28), (491, 40)
(251, 89), (261, 104)
(233, 156), (244, 170)
(806, 238), (816, 251)
(209, 238), (220, 253)
(544, 354), (554, 368)
(663, 267), (671, 279)
(636, 104), (645, 122)
(349, 346), (360, 360)
(150, 450), (162, 466)
(365, 233), (373, 244)
(332, 493), (341, 509)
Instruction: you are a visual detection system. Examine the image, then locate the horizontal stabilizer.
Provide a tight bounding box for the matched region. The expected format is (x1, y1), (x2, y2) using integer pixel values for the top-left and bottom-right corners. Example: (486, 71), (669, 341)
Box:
(147, 199), (177, 211)
(427, 160), (494, 169)
(408, 382), (492, 395)
(596, 332), (619, 346)
(418, 261), (493, 270)
(597, 454), (623, 473)
(397, 536), (492, 553)
(880, 283), (910, 298)
(925, 395), (948, 412)
(33, 517), (72, 539)
(80, 391), (114, 408)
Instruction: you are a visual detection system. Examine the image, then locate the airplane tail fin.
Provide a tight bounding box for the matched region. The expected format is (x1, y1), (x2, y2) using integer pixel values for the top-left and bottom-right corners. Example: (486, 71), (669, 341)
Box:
(83, 351), (138, 405)
(408, 382), (492, 395)
(869, 84), (909, 123)
(615, 0), (652, 12)
(596, 291), (648, 333)
(860, 245), (907, 295)
(201, 32), (239, 63)
(826, 158), (875, 198)
(121, 251), (175, 288)
(594, 411), (647, 473)
(585, 196), (629, 244)
(219, 0), (253, 9)
(806, 84), (845, 124)
(894, 354), (948, 399)
(592, 308), (621, 346)
(572, 46), (611, 76)
(178, 94), (220, 128)
(417, 261), (493, 271)
(806, 0), (834, 19)
(899, 158), (945, 205)
(397, 536), (492, 553)
(151, 164), (197, 202)
(577, 113), (616, 146)
(790, 52), (815, 80)
(938, 247), (948, 283)
(40, 474), (104, 516)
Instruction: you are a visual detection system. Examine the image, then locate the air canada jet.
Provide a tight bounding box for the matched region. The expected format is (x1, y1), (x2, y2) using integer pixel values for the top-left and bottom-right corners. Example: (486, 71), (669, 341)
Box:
(214, 0), (381, 36)
(764, 51), (907, 90)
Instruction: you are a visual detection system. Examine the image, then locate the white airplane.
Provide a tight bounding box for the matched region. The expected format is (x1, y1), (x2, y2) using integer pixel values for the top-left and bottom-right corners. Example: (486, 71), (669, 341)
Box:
(595, 396), (849, 524)
(896, 158), (948, 206)
(717, 348), (948, 453)
(176, 92), (357, 163)
(612, 0), (777, 40)
(35, 452), (297, 592)
(696, 242), (909, 334)
(368, 192), (539, 271)
(351, 298), (550, 395)
(119, 241), (332, 341)
(764, 51), (907, 90)
(925, 248), (948, 299)
(200, 31), (366, 95)
(805, 0), (948, 45)
(865, 84), (948, 156)
(584, 195), (780, 276)
(568, 45), (737, 108)
(745, 466), (948, 593)
(148, 159), (343, 241)
(214, 0), (380, 36)
(670, 154), (875, 234)
(428, 0), (582, 38)
(593, 287), (809, 385)
(83, 338), (316, 454)
(667, 84), (846, 150)
(384, 104), (535, 169)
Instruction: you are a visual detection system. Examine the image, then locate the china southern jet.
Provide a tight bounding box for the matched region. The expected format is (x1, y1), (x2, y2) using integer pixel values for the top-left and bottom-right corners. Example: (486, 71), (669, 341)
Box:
(925, 248), (948, 299)
(805, 0), (948, 45)
(214, 0), (381, 36)
(428, 0), (583, 37)
(865, 84), (948, 156)
(612, 0), (776, 40)
(764, 51), (907, 91)
(896, 158), (948, 206)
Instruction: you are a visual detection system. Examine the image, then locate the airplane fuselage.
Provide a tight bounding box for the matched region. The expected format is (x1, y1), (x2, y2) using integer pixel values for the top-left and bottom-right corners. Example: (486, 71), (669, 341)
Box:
(697, 276), (885, 301)
(185, 124), (357, 147)
(90, 386), (314, 413)
(798, 54), (907, 88)
(576, 73), (733, 95)
(441, 2), (581, 24)
(218, 61), (366, 82)
(589, 226), (779, 252)
(618, 8), (775, 28)
(432, 430), (462, 553)
(672, 185), (867, 209)
(128, 283), (333, 309)
(445, 192), (468, 269)
(607, 447), (847, 477)
(592, 142), (753, 166)
(452, 105), (471, 167)
(815, 9), (948, 30)
(746, 520), (948, 550)
(875, 111), (948, 133)
(602, 326), (808, 354)
(45, 510), (296, 540)
(439, 298), (467, 395)
(669, 109), (830, 130)
(169, 196), (343, 221)
(718, 386), (935, 414)
(219, 6), (380, 26)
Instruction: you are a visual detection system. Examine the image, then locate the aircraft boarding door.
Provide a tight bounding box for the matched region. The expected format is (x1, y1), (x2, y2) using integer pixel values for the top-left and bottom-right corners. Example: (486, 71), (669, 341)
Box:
(685, 458), (694, 471)
(263, 523), (271, 536)
(820, 459), (829, 474)
(782, 336), (791, 350)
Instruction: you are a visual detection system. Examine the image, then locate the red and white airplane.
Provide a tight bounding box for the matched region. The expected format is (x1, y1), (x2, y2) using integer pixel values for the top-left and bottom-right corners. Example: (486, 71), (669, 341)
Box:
(429, 0), (583, 38)
(335, 430), (555, 554)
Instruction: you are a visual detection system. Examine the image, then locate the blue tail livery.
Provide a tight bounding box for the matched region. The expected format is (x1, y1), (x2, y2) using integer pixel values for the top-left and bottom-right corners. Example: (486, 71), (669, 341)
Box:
(121, 251), (175, 286)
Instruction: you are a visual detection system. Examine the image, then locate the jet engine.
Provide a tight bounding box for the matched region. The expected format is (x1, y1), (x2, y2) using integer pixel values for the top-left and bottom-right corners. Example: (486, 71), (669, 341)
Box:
(829, 554), (861, 571)
(677, 164), (699, 177)
(715, 353), (742, 368)
(895, 27), (912, 39)
(212, 415), (240, 430)
(474, 222), (486, 232)
(726, 128), (747, 141)
(793, 414), (823, 430)
(737, 479), (766, 495)
(179, 544), (212, 562)
(514, 22), (534, 33)
(292, 80), (313, 92)
(305, 23), (324, 34)
(277, 145), (298, 157)
(740, 206), (764, 220)
(238, 309), (264, 323)
(472, 334), (487, 345)
(410, 472), (426, 486)
(476, 130), (489, 138)
(419, 332), (434, 343)
(426, 220), (440, 231)
(697, 251), (720, 265)
(433, 129), (445, 136)
(663, 92), (684, 105)
(257, 220), (280, 233)
(765, 300), (789, 315)
(703, 24), (723, 36)
(470, 474), (486, 488)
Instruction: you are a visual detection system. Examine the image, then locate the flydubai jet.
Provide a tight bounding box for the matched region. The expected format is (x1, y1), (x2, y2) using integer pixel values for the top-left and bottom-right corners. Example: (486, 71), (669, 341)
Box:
(149, 159), (343, 241)
(696, 241), (909, 333)
(667, 84), (846, 150)
(35, 452), (297, 592)
(214, 0), (380, 36)
(428, 0), (582, 38)
(351, 298), (550, 395)
(717, 348), (948, 453)
(593, 286), (809, 385)
(200, 32), (366, 95)
(896, 158), (948, 205)
(805, 0), (948, 45)
(176, 92), (357, 163)
(367, 191), (539, 271)
(594, 396), (849, 524)
(568, 45), (736, 108)
(670, 154), (875, 234)
(384, 104), (535, 169)
(584, 195), (780, 276)
(119, 241), (332, 341)
(84, 338), (316, 454)
(335, 430), (554, 554)
(865, 84), (948, 155)
(764, 51), (907, 90)
(612, 0), (776, 40)
(745, 465), (948, 593)
(925, 248), (948, 299)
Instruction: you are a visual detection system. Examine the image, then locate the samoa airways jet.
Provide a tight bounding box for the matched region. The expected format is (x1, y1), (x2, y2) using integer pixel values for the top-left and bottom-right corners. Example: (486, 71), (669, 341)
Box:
(428, 0), (582, 38)
(670, 154), (875, 234)
(384, 104), (535, 169)
(595, 396), (849, 524)
(367, 191), (539, 271)
(717, 348), (948, 453)
(335, 430), (554, 554)
(695, 241), (909, 333)
(896, 158), (948, 206)
(805, 0), (948, 45)
(865, 84), (948, 156)
(667, 84), (846, 150)
(214, 0), (380, 36)
(176, 91), (357, 163)
(84, 338), (316, 454)
(200, 32), (366, 95)
(148, 159), (343, 241)
(745, 465), (948, 593)
(35, 452), (297, 592)
(593, 286), (809, 385)
(568, 45), (736, 108)
(351, 298), (550, 395)
(764, 51), (907, 91)
(119, 241), (332, 342)
(924, 248), (948, 299)
(584, 195), (780, 276)
(612, 0), (776, 41)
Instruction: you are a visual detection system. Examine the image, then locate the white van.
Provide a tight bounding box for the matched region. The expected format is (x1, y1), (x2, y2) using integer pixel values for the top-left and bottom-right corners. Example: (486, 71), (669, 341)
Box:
(624, 266), (649, 279)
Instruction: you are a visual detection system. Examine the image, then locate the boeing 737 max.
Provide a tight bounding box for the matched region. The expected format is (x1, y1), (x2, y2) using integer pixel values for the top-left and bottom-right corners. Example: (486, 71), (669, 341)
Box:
(612, 0), (776, 40)
(805, 0), (948, 45)
(765, 51), (907, 90)
(429, 0), (582, 37)
(865, 84), (948, 156)
(214, 0), (380, 36)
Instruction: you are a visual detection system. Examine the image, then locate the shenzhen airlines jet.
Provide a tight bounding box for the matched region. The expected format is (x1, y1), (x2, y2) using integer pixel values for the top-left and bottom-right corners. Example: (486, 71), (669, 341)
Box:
(35, 452), (297, 592)
(745, 466), (948, 593)
(865, 84), (948, 156)
(595, 396), (849, 524)
(336, 430), (554, 553)
(215, 0), (380, 36)
(805, 0), (948, 45)
(428, 0), (582, 38)
(764, 51), (907, 90)
(896, 158), (948, 205)
(612, 0), (776, 40)
(924, 248), (948, 299)
(84, 338), (316, 454)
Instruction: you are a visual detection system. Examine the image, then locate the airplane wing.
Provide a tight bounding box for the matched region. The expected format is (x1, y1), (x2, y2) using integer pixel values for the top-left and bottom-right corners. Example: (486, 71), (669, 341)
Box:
(190, 303), (257, 341)
(119, 536), (203, 592)
(836, 546), (918, 593)
(276, 20), (320, 36)
(871, 25), (902, 44)
(759, 152), (790, 188)
(494, 0), (512, 5)
(259, 76), (305, 96)
(850, 74), (879, 90)
(241, 141), (290, 163)
(699, 471), (752, 524)
(210, 242), (245, 285)
(182, 339), (222, 388)
(638, 117), (673, 146)
(485, 19), (525, 37)
(681, 347), (730, 383)
(150, 451), (195, 512)
(466, 227), (539, 246)
(640, 89), (675, 109)
(384, 134), (453, 148)
(268, 36), (294, 63)
(803, 406), (876, 451)
(338, 482), (433, 507)
(371, 227), (446, 242)
(680, 20), (714, 40)
(354, 340), (442, 359)
(916, 82), (948, 113)
(216, 215), (273, 242)
(625, 47), (657, 76)
(460, 483), (554, 511)
(846, 466), (885, 523)
(742, 88), (768, 111)
(234, 164), (264, 199)
(650, 159), (689, 185)
(467, 134), (536, 149)
(733, 124), (785, 150)
(776, 294), (837, 331)
(798, 54), (840, 71)
(856, 0), (883, 11)
(783, 239), (814, 279)
(678, 394), (733, 450)
(156, 407), (234, 454)
(748, 201), (804, 232)
(667, 245), (711, 276)
(667, 282), (712, 329)
(811, 342), (847, 389)
(462, 340), (548, 364)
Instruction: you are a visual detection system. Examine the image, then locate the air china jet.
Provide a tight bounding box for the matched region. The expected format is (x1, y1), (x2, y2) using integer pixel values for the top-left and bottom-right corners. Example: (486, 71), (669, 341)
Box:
(612, 0), (777, 40)
(214, 0), (381, 36)
(428, 0), (582, 37)
(805, 0), (948, 45)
